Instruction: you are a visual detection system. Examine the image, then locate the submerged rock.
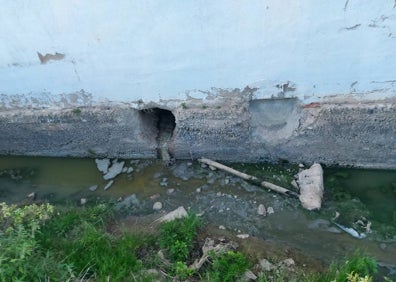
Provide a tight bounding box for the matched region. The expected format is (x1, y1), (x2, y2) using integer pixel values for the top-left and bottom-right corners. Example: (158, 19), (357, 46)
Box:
(95, 158), (110, 174)
(88, 185), (98, 192)
(297, 163), (324, 210)
(103, 160), (125, 180)
(114, 194), (139, 210)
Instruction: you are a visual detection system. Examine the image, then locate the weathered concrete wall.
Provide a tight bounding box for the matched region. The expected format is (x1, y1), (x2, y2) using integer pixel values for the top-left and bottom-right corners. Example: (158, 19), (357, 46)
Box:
(0, 1), (395, 168)
(0, 107), (158, 158)
(1, 1), (395, 105)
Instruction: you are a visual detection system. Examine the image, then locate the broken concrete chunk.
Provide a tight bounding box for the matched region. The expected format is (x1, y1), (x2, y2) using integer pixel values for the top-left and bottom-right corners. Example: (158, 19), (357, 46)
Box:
(259, 258), (276, 272)
(297, 163), (324, 210)
(95, 158), (110, 174)
(237, 234), (250, 239)
(158, 206), (188, 222)
(244, 270), (257, 281)
(280, 258), (295, 268)
(104, 180), (114, 190)
(103, 160), (125, 180)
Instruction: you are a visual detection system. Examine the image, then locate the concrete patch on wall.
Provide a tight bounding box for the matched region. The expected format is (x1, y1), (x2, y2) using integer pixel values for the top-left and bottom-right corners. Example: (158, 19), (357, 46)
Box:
(249, 98), (301, 143)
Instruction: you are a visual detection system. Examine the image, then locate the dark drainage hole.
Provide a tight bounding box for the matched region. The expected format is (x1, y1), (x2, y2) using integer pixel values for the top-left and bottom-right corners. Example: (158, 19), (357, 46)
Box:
(140, 108), (176, 160)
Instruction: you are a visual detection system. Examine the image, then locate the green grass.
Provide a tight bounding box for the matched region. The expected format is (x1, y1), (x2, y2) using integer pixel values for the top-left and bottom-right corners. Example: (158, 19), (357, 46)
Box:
(314, 251), (377, 282)
(72, 108), (81, 115)
(158, 212), (202, 263)
(37, 203), (152, 281)
(0, 202), (384, 282)
(204, 251), (249, 282)
(60, 222), (143, 280)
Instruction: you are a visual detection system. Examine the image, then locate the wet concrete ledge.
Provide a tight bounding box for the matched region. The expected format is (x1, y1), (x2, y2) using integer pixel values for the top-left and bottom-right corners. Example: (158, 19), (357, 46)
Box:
(0, 95), (395, 170)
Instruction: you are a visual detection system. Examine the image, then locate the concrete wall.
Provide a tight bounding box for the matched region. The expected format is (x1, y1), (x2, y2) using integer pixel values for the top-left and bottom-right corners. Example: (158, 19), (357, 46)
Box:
(1, 1), (396, 169)
(1, 0), (395, 107)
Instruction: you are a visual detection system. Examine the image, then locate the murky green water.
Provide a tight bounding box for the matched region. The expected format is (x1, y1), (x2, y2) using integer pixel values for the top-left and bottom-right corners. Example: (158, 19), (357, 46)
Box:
(1, 156), (396, 278)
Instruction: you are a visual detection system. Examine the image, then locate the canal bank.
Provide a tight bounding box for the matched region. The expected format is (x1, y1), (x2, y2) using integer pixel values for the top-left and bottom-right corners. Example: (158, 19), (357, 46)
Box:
(0, 93), (395, 169)
(0, 156), (395, 279)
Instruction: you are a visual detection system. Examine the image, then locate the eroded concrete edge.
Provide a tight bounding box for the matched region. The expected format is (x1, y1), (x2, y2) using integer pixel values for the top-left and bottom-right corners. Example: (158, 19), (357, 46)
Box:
(0, 89), (395, 169)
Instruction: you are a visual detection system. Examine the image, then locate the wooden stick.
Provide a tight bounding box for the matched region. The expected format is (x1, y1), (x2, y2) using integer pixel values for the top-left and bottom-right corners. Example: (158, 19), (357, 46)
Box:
(198, 158), (298, 198)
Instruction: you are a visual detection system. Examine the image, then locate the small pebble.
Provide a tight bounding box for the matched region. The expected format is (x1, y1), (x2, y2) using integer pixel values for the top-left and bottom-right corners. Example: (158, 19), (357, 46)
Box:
(160, 177), (168, 187)
(281, 258), (295, 267)
(126, 167), (134, 174)
(150, 194), (160, 200)
(196, 188), (201, 193)
(216, 192), (222, 196)
(219, 225), (226, 230)
(237, 234), (250, 239)
(187, 162), (193, 167)
(80, 198), (87, 205)
(258, 204), (267, 216)
(27, 192), (36, 199)
(88, 185), (98, 192)
(153, 202), (162, 210)
(225, 178), (230, 185)
(380, 243), (387, 251)
(267, 206), (274, 215)
(166, 188), (175, 194)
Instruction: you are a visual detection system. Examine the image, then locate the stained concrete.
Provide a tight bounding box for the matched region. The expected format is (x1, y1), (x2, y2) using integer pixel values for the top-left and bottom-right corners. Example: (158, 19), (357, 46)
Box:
(0, 107), (158, 159)
(0, 90), (395, 169)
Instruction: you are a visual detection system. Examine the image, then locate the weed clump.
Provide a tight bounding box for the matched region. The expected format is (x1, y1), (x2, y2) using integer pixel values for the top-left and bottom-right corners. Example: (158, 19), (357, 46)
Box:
(158, 213), (202, 263)
(206, 251), (249, 282)
(315, 251), (378, 282)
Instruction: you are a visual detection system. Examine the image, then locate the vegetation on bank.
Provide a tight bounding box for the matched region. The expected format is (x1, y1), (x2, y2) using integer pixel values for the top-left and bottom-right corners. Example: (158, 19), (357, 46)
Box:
(0, 201), (390, 281)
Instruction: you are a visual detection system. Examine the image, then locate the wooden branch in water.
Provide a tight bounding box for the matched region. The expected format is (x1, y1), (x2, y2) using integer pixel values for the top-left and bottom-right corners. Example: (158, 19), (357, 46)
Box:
(198, 158), (298, 198)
